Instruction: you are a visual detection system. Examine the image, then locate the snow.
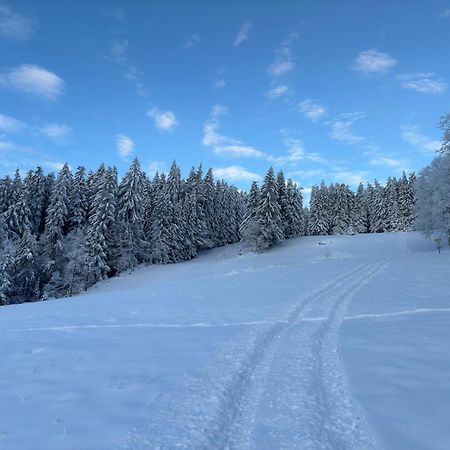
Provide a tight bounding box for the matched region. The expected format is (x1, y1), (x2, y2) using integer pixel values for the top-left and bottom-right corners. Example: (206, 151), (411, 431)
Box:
(1, 232), (449, 449)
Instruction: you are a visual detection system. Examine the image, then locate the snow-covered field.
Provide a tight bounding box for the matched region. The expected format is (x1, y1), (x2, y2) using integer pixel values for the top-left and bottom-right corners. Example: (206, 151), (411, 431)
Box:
(1, 232), (449, 449)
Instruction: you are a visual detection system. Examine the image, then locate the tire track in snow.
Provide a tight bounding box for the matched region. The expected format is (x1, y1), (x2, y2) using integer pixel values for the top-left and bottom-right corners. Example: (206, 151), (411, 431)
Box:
(200, 262), (380, 449)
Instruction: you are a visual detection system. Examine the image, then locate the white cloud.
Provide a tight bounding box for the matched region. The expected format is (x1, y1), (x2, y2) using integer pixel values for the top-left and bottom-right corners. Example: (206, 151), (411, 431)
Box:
(438, 8), (450, 20)
(183, 34), (201, 49)
(147, 107), (178, 133)
(333, 170), (369, 186)
(401, 125), (440, 154)
(147, 161), (166, 177)
(39, 123), (71, 142)
(202, 105), (266, 159)
(0, 5), (35, 40)
(369, 157), (402, 168)
(42, 161), (66, 171)
(398, 73), (447, 94)
(214, 67), (226, 90)
(110, 40), (147, 96)
(352, 49), (397, 74)
(298, 99), (327, 122)
(328, 112), (366, 144)
(266, 84), (290, 99)
(272, 138), (305, 164)
(0, 113), (26, 132)
(268, 33), (297, 78)
(116, 134), (134, 159)
(0, 64), (65, 100)
(289, 169), (325, 179)
(272, 136), (325, 166)
(213, 165), (260, 181)
(233, 22), (252, 47)
(214, 145), (265, 158)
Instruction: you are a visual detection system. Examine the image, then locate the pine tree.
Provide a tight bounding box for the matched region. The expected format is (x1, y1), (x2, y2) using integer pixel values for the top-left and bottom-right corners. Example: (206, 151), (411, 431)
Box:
(276, 170), (289, 237)
(85, 167), (119, 286)
(68, 166), (88, 231)
(370, 180), (389, 233)
(117, 158), (148, 270)
(256, 167), (285, 251)
(0, 250), (14, 305)
(285, 179), (303, 238)
(308, 183), (329, 235)
(13, 227), (40, 302)
(240, 181), (261, 247)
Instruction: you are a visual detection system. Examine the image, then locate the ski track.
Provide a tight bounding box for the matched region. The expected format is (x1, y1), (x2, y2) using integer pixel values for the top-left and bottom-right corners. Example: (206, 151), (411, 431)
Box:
(11, 321), (286, 332)
(200, 261), (389, 450)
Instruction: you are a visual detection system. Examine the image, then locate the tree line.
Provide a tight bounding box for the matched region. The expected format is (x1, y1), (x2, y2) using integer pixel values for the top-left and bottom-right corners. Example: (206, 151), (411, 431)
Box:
(0, 157), (420, 306)
(0, 160), (246, 305)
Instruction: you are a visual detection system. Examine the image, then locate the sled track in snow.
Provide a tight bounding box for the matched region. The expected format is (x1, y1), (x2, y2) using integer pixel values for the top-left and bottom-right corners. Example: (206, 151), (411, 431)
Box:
(202, 261), (389, 450)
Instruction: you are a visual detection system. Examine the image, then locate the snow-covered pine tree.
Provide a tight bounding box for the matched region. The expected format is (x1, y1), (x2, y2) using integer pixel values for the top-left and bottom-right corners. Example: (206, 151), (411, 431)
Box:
(256, 167), (285, 251)
(275, 170), (289, 237)
(0, 250), (14, 305)
(42, 164), (72, 275)
(370, 180), (389, 233)
(150, 186), (175, 264)
(308, 183), (329, 235)
(353, 183), (369, 233)
(68, 166), (88, 231)
(85, 166), (120, 286)
(4, 181), (31, 240)
(285, 179), (303, 238)
(0, 175), (13, 214)
(203, 168), (219, 247)
(385, 177), (402, 232)
(240, 180), (261, 247)
(13, 226), (40, 302)
(117, 158), (148, 270)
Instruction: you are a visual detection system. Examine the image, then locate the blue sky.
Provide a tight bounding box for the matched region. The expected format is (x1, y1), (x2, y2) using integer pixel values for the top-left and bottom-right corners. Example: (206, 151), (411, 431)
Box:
(1, 0), (449, 199)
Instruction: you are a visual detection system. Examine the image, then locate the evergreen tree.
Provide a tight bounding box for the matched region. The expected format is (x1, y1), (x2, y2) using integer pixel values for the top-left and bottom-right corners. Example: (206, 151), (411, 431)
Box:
(256, 167), (285, 251)
(117, 158), (148, 270)
(85, 167), (119, 286)
(43, 164), (72, 275)
(13, 227), (40, 302)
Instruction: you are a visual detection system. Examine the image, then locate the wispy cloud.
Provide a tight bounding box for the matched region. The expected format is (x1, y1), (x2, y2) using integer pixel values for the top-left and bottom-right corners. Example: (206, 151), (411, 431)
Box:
(183, 34), (201, 49)
(438, 8), (450, 20)
(333, 170), (369, 186)
(271, 133), (325, 166)
(233, 22), (252, 47)
(116, 134), (134, 159)
(401, 125), (440, 154)
(0, 4), (36, 41)
(266, 84), (290, 99)
(202, 105), (266, 159)
(0, 64), (65, 100)
(42, 161), (66, 172)
(328, 112), (366, 144)
(0, 113), (26, 132)
(352, 49), (397, 74)
(214, 67), (226, 90)
(369, 157), (402, 168)
(268, 33), (297, 78)
(147, 107), (178, 133)
(147, 161), (166, 177)
(298, 99), (327, 122)
(38, 123), (72, 143)
(109, 40), (147, 96)
(289, 169), (325, 179)
(398, 72), (447, 94)
(213, 165), (260, 181)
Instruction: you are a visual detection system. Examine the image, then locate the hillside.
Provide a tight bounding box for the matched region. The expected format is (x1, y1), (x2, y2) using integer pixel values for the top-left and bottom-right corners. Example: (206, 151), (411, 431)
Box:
(1, 232), (449, 449)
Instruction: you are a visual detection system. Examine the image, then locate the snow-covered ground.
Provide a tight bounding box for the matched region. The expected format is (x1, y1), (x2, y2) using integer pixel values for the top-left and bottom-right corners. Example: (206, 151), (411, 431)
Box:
(1, 232), (449, 449)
